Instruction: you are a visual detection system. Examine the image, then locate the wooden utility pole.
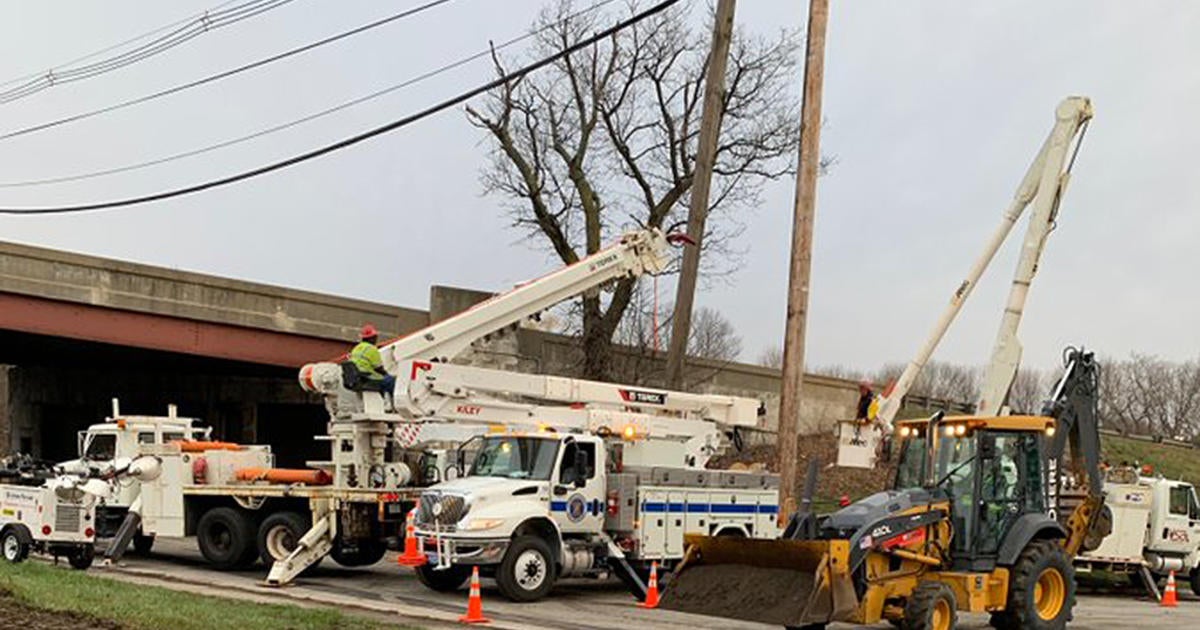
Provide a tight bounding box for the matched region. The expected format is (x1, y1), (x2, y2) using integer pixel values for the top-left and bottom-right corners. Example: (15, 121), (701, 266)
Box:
(777, 0), (830, 521)
(664, 0), (737, 390)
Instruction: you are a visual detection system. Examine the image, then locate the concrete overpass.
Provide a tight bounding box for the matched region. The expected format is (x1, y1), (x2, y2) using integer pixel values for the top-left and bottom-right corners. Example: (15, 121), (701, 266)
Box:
(0, 239), (428, 462)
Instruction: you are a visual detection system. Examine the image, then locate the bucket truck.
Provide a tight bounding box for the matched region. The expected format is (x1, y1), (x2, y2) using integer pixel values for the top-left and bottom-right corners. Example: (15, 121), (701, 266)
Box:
(837, 96), (1092, 468)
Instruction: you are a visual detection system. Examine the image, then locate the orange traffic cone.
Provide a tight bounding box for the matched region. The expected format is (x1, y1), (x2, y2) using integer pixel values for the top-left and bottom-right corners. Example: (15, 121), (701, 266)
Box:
(397, 508), (428, 567)
(638, 561), (660, 609)
(1162, 570), (1179, 608)
(458, 566), (490, 624)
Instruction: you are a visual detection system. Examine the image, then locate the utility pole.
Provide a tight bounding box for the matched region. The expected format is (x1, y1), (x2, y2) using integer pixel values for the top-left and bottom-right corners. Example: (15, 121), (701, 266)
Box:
(777, 0), (829, 521)
(664, 0), (737, 390)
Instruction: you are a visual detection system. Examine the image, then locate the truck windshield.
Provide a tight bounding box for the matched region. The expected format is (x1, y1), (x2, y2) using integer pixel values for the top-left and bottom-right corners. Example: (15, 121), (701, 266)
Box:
(894, 433), (927, 489)
(469, 437), (558, 480)
(84, 434), (116, 460)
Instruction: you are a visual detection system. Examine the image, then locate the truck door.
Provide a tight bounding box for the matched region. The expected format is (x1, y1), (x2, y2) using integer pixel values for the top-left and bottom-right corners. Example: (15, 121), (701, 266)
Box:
(552, 438), (605, 536)
(1160, 483), (1197, 554)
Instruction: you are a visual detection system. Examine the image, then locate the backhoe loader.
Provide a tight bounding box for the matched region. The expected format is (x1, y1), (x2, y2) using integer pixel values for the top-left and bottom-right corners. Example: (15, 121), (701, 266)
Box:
(660, 348), (1109, 629)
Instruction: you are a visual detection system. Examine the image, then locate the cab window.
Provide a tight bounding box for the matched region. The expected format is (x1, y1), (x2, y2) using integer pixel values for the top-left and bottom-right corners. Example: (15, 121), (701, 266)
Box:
(559, 441), (596, 485)
(138, 432), (156, 445)
(84, 434), (116, 459)
(163, 432), (185, 443)
(1170, 486), (1191, 516)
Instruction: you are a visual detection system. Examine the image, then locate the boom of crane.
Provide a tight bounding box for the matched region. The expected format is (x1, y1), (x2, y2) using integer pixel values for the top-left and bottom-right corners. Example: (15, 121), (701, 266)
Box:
(660, 347), (1110, 629)
(837, 96), (1093, 469)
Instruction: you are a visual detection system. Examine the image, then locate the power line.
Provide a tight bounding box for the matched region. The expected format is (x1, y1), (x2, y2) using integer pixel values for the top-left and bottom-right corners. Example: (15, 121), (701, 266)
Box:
(0, 0), (456, 143)
(0, 0), (680, 215)
(0, 0), (619, 189)
(0, 0), (294, 103)
(0, 0), (618, 189)
(0, 0), (243, 90)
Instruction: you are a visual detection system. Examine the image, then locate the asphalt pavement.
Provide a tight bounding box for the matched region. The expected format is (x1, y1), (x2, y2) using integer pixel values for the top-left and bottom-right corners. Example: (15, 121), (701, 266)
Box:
(92, 537), (1199, 629)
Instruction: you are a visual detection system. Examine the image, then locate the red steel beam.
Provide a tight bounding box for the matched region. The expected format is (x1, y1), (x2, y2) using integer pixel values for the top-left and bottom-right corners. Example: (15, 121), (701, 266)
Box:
(0, 292), (349, 368)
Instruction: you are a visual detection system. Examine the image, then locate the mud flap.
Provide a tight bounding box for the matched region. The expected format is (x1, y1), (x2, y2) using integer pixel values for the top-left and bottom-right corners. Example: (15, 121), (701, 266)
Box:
(658, 535), (859, 627)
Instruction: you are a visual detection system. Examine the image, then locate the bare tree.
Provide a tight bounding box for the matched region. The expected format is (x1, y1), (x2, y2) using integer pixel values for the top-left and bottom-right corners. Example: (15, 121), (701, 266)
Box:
(686, 307), (742, 361)
(810, 364), (866, 381)
(1005, 367), (1048, 415)
(1098, 353), (1200, 439)
(467, 1), (803, 380)
(757, 345), (783, 369)
(870, 361), (979, 404)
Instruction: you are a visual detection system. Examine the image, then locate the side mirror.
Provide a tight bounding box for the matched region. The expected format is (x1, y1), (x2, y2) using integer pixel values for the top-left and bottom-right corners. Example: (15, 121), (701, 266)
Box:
(573, 450), (589, 488)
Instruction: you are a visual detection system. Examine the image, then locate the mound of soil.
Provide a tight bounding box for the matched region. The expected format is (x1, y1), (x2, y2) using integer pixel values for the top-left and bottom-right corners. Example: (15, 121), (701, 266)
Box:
(710, 432), (896, 506)
(0, 591), (123, 630)
(660, 563), (816, 626)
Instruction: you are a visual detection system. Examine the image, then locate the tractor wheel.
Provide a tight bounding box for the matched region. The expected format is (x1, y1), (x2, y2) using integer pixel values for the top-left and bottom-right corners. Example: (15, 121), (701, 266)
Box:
(902, 581), (957, 630)
(1003, 540), (1075, 629)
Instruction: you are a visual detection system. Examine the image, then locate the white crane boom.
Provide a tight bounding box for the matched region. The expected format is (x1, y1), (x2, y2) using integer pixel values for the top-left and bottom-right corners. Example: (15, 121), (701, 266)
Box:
(874, 96), (1091, 428)
(381, 229), (675, 370)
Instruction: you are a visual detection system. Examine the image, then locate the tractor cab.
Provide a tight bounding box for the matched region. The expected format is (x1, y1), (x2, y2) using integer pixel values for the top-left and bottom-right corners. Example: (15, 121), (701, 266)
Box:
(893, 414), (1059, 571)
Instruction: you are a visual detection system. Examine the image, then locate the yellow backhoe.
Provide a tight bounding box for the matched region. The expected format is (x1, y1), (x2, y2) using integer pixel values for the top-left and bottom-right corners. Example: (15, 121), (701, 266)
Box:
(660, 348), (1109, 629)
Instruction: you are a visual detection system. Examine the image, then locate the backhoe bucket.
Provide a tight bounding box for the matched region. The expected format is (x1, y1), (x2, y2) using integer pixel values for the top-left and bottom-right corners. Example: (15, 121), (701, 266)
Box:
(658, 535), (858, 627)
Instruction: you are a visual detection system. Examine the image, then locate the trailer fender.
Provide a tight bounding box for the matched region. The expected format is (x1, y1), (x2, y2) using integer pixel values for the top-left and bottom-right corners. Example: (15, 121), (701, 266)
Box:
(997, 514), (1067, 566)
(0, 523), (33, 546)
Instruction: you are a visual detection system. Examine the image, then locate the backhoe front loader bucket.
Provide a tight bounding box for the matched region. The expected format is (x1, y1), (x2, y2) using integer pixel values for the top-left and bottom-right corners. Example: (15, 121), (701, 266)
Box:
(658, 535), (859, 627)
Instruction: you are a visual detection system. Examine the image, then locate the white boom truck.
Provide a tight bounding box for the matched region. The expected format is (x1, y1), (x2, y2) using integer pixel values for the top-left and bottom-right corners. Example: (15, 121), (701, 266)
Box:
(409, 386), (776, 601)
(1075, 468), (1200, 599)
(837, 96), (1093, 468)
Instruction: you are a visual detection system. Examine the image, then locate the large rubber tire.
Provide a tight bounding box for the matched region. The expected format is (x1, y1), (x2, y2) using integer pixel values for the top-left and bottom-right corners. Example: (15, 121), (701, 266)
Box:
(1, 529), (29, 564)
(903, 581), (957, 630)
(998, 540), (1075, 630)
(330, 539), (386, 567)
(495, 535), (557, 602)
(68, 545), (94, 570)
(415, 564), (472, 592)
(132, 532), (154, 556)
(196, 507), (258, 570)
(1191, 567), (1200, 597)
(256, 511), (312, 566)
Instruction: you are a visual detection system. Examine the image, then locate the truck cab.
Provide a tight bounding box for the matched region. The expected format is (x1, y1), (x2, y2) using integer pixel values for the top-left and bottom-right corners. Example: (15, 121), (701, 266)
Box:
(415, 432), (607, 601)
(1142, 477), (1200, 587)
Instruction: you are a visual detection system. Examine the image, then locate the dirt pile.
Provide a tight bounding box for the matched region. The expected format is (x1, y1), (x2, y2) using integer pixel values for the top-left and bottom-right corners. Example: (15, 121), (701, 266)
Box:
(660, 563), (816, 625)
(710, 432), (895, 505)
(0, 590), (123, 630)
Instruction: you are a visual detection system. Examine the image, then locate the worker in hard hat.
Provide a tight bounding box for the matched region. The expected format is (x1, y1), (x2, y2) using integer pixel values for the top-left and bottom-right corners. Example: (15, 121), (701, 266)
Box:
(856, 380), (879, 422)
(350, 324), (395, 395)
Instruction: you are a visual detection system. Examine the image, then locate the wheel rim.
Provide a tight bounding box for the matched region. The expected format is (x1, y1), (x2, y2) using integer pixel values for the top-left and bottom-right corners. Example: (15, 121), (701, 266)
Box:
(265, 525), (295, 561)
(931, 598), (952, 630)
(3, 536), (18, 560)
(1034, 567), (1066, 620)
(514, 549), (547, 591)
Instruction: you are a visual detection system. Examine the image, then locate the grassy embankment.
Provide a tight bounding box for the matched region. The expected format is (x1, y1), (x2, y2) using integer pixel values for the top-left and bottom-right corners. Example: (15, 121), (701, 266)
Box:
(0, 560), (409, 630)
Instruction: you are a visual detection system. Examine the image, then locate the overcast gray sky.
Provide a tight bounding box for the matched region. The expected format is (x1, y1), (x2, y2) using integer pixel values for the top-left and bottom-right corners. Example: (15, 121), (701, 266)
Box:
(0, 1), (1195, 372)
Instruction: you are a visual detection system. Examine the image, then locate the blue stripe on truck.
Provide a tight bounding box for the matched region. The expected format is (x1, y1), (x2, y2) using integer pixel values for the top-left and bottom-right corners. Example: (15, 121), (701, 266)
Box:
(641, 502), (778, 514)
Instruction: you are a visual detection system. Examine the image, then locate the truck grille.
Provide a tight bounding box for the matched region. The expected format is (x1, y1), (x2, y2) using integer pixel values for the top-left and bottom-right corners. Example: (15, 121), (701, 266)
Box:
(417, 492), (467, 527)
(55, 504), (82, 533)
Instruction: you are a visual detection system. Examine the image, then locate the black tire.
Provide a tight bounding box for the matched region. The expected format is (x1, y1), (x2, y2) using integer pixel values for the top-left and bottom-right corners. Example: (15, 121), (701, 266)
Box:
(68, 545), (94, 570)
(1, 528), (29, 564)
(496, 535), (556, 602)
(1191, 567), (1200, 597)
(1001, 540), (1075, 630)
(132, 533), (155, 556)
(256, 511), (312, 566)
(902, 581), (957, 630)
(330, 539), (386, 567)
(196, 507), (258, 570)
(415, 564), (472, 592)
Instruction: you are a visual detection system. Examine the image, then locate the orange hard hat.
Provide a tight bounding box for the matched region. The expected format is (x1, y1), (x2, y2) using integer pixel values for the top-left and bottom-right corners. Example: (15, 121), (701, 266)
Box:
(360, 323), (379, 340)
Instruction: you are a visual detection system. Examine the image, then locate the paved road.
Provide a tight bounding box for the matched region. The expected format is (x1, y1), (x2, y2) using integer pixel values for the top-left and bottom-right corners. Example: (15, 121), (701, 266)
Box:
(96, 538), (1199, 629)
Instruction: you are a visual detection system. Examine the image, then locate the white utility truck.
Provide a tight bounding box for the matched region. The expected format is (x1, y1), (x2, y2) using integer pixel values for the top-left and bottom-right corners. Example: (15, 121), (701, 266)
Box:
(837, 96), (1092, 468)
(414, 429), (777, 601)
(1075, 467), (1200, 598)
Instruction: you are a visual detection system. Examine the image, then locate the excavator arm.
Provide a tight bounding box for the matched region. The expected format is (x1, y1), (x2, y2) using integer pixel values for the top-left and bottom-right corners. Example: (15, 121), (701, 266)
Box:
(1043, 347), (1109, 555)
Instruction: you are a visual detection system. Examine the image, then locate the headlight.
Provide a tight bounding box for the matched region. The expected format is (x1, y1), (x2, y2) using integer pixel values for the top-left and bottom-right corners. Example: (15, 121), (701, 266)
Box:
(459, 518), (505, 532)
